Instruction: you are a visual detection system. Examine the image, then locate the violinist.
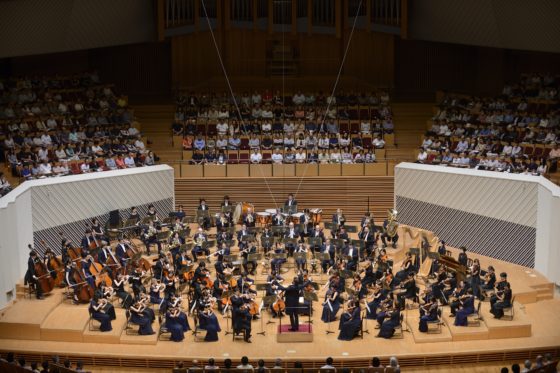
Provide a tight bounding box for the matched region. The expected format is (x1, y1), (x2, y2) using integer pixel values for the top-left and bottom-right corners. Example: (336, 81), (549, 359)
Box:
(352, 278), (367, 300)
(163, 270), (178, 299)
(448, 280), (466, 316)
(198, 307), (222, 342)
(490, 282), (512, 319)
(481, 266), (497, 299)
(113, 273), (133, 308)
(192, 227), (209, 261)
(142, 221), (158, 255)
(418, 295), (438, 333)
(338, 301), (361, 341)
(377, 294), (401, 339)
(95, 283), (117, 318)
(25, 251), (44, 300)
(231, 289), (253, 342)
(149, 278), (166, 307)
(454, 288), (475, 326)
(164, 306), (186, 342)
(359, 259), (376, 287)
(130, 299), (155, 335)
(321, 284), (341, 322)
(365, 281), (385, 320)
(89, 295), (114, 332)
(243, 207), (257, 228)
(166, 294), (190, 330)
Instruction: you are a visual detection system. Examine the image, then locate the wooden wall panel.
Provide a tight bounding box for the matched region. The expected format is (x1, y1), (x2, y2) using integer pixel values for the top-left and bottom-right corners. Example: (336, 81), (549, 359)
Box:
(171, 33), (222, 88)
(175, 176), (394, 221)
(224, 29), (267, 76)
(297, 34), (341, 76)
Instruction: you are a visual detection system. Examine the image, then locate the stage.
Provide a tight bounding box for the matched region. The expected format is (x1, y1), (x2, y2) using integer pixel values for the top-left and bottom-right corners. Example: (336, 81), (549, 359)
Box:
(0, 224), (558, 370)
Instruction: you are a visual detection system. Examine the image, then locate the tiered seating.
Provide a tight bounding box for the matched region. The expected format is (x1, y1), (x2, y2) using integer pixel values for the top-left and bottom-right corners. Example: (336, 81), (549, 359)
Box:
(172, 90), (395, 165)
(0, 73), (155, 192)
(417, 73), (559, 177)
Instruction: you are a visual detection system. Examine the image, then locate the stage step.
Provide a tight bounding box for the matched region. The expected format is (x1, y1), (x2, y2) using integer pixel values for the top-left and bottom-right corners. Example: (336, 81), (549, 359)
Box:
(83, 309), (128, 344)
(119, 320), (161, 345)
(480, 302), (532, 339)
(442, 311), (489, 341)
(406, 315), (452, 343)
(0, 295), (62, 340)
(40, 303), (89, 342)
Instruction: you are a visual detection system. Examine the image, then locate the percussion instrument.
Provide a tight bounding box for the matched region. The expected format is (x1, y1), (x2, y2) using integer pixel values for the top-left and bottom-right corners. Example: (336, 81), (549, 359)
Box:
(257, 212), (271, 225)
(265, 208), (277, 215)
(310, 208), (323, 224)
(290, 213), (301, 224)
(233, 202), (255, 223)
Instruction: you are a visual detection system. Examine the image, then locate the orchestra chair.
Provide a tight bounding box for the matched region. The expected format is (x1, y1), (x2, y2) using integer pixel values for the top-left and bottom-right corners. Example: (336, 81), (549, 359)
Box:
(392, 313), (405, 339)
(124, 310), (139, 335)
(232, 327), (246, 341)
(157, 314), (172, 341)
(88, 310), (101, 332)
(358, 310), (366, 339)
(172, 368), (188, 373)
(26, 283), (36, 299)
(191, 312), (205, 342)
(502, 296), (515, 321)
(467, 301), (482, 327)
(426, 308), (443, 334)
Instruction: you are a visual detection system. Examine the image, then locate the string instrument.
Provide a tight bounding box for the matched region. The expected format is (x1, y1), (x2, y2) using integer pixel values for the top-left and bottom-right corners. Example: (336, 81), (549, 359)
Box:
(272, 290), (286, 313)
(89, 260), (112, 287)
(72, 266), (94, 302)
(29, 246), (55, 294)
(41, 241), (65, 287)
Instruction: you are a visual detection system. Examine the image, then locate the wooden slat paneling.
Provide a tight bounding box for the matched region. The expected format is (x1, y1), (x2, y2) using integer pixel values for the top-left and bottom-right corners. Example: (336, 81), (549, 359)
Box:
(175, 176), (394, 220)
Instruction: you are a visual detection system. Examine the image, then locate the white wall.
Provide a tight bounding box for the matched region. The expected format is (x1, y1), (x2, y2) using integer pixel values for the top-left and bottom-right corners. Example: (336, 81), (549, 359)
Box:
(0, 165), (174, 309)
(395, 163), (560, 285)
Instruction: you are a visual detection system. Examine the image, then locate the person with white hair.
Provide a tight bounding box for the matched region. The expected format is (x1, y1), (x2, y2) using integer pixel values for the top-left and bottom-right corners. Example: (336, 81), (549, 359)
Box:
(389, 357), (401, 373)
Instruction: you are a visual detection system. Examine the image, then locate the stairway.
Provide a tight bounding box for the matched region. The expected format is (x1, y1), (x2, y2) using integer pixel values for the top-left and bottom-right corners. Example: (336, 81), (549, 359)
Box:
(134, 104), (182, 162)
(391, 102), (434, 160)
(267, 40), (298, 76)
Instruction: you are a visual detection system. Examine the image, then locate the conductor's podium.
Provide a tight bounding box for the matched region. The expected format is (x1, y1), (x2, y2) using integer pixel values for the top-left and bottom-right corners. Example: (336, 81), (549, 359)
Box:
(277, 324), (314, 343)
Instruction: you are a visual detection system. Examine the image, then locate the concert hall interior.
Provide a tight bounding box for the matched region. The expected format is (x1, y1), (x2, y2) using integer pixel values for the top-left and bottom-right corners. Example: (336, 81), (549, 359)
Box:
(1, 1), (560, 373)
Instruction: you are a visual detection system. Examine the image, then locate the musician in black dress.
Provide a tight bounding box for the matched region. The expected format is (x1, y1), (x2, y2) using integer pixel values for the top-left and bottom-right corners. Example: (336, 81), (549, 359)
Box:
(338, 301), (361, 341)
(418, 296), (438, 332)
(490, 282), (512, 319)
(458, 247), (468, 267)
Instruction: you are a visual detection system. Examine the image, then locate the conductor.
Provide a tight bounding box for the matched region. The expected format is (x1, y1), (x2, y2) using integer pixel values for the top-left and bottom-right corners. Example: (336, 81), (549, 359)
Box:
(284, 277), (303, 331)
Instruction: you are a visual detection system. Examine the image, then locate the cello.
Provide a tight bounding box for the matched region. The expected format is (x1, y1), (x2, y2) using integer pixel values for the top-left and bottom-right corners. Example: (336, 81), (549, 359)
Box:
(72, 264), (94, 303)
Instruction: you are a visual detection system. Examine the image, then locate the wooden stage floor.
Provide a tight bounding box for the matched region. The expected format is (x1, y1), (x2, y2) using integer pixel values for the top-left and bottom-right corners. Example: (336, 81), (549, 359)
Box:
(0, 224), (559, 368)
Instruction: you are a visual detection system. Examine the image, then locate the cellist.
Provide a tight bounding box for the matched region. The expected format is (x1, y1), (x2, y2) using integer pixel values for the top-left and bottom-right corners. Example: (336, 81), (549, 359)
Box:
(25, 251), (44, 300)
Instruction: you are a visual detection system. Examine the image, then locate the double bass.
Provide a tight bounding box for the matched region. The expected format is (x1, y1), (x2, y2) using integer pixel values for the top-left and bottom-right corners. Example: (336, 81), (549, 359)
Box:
(42, 242), (65, 287)
(29, 245), (55, 295)
(72, 265), (94, 303)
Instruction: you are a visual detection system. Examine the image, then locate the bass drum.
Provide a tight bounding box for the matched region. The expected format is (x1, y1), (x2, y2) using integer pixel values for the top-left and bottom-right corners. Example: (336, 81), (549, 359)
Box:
(310, 208), (323, 224)
(233, 202), (255, 224)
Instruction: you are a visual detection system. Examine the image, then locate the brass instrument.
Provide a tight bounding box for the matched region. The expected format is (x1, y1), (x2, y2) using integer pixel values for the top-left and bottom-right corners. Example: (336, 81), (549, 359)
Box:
(386, 209), (399, 238)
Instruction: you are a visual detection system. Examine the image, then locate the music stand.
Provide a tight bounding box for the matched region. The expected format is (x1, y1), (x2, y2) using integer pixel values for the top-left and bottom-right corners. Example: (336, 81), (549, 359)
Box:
(345, 225), (358, 233)
(178, 228), (191, 238)
(222, 205), (234, 214)
(282, 237), (298, 246)
(241, 235), (256, 243)
(261, 236), (275, 248)
(182, 216), (194, 224)
(340, 270), (354, 280)
(162, 217), (173, 225)
(303, 291), (318, 322)
(157, 231), (172, 241)
(324, 222), (336, 231)
(271, 253), (287, 260)
(428, 252), (440, 260)
(307, 237), (323, 247)
(271, 226), (286, 236)
(223, 239), (236, 248)
(315, 252), (330, 262)
(247, 227), (262, 235)
(283, 205), (297, 214)
(123, 218), (137, 228)
(223, 254), (238, 263)
(351, 239), (365, 249)
(332, 238), (345, 249)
